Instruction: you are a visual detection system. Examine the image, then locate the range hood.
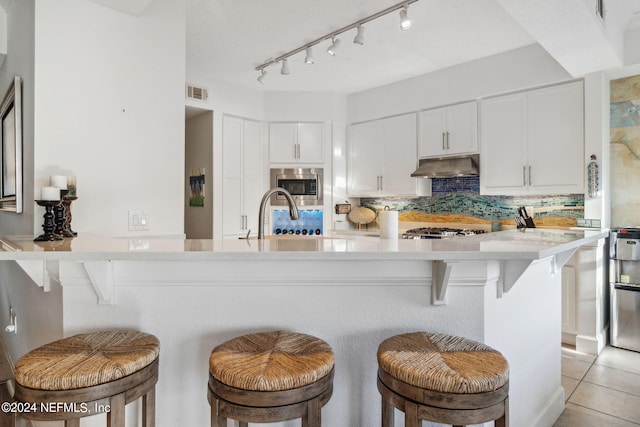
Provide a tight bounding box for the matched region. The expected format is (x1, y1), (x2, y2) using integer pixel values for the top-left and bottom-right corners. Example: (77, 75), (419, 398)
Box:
(411, 154), (479, 178)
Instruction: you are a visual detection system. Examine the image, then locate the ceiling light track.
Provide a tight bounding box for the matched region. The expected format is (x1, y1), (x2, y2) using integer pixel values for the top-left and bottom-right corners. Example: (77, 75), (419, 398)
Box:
(255, 0), (419, 81)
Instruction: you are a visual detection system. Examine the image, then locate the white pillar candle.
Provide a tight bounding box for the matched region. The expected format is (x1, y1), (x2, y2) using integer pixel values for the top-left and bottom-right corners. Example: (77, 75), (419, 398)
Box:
(50, 175), (68, 190)
(40, 186), (60, 201)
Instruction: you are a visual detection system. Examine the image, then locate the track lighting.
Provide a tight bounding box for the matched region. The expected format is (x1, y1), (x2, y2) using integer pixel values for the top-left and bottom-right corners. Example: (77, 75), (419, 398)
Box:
(399, 5), (412, 31)
(304, 47), (314, 64)
(353, 25), (365, 45)
(281, 58), (290, 75)
(254, 0), (420, 84)
(257, 69), (267, 84)
(327, 37), (341, 56)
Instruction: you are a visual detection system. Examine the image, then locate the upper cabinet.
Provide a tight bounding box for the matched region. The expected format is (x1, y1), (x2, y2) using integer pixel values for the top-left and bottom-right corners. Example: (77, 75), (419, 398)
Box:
(418, 101), (478, 158)
(348, 113), (427, 197)
(480, 81), (584, 195)
(269, 122), (324, 164)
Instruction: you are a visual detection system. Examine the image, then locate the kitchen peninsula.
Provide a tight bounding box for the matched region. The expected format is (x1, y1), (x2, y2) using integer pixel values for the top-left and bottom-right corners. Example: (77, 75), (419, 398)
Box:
(0, 228), (607, 427)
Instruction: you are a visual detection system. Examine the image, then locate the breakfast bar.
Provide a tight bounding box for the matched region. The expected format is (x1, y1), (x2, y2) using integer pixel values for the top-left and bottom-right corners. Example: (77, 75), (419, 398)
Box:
(0, 228), (607, 427)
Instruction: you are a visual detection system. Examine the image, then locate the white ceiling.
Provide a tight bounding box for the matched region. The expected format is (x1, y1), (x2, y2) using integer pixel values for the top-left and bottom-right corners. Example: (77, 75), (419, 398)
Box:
(186, 0), (640, 94)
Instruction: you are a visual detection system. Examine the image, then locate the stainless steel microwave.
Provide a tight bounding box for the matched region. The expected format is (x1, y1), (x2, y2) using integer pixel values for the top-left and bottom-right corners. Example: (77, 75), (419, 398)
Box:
(270, 168), (323, 206)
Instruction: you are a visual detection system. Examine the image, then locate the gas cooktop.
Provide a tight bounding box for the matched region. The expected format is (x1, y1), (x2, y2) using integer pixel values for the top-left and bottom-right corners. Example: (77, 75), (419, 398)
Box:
(401, 227), (486, 239)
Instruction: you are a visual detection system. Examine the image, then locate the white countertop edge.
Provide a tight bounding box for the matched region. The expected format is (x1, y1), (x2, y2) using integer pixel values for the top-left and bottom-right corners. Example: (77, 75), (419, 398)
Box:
(0, 229), (609, 262)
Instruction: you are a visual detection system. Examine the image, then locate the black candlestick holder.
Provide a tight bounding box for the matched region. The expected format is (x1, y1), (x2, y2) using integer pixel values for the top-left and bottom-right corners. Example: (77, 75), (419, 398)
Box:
(62, 195), (78, 237)
(54, 190), (69, 238)
(34, 200), (64, 241)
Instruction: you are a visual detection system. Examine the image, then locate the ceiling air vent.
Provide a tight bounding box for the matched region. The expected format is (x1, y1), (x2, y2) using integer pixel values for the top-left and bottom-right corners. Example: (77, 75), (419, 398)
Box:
(186, 83), (209, 102)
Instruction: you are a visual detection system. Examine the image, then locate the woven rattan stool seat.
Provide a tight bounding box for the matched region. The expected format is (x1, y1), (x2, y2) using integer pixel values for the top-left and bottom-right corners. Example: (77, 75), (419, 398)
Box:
(209, 330), (334, 392)
(208, 330), (334, 427)
(378, 332), (508, 394)
(14, 329), (160, 427)
(377, 332), (509, 427)
(15, 330), (160, 390)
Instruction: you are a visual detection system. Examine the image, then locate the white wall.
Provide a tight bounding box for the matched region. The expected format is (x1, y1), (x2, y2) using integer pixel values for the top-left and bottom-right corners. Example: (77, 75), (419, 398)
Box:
(263, 91), (347, 123)
(0, 0), (34, 236)
(33, 0), (186, 237)
(0, 261), (63, 364)
(185, 111), (213, 238)
(348, 44), (572, 123)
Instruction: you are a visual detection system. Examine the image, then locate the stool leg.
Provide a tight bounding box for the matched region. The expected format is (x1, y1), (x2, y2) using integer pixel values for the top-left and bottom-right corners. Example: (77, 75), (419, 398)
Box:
(381, 398), (394, 427)
(496, 397), (509, 427)
(143, 386), (156, 427)
(211, 398), (227, 427)
(404, 401), (419, 427)
(107, 393), (126, 427)
(302, 396), (321, 427)
(65, 419), (80, 427)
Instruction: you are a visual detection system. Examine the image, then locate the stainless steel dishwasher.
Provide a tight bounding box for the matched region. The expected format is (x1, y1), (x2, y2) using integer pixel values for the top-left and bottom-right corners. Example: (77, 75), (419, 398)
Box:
(610, 229), (640, 352)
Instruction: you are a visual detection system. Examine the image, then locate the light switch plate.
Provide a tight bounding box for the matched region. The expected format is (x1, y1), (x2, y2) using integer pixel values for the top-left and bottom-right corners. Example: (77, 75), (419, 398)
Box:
(128, 210), (148, 231)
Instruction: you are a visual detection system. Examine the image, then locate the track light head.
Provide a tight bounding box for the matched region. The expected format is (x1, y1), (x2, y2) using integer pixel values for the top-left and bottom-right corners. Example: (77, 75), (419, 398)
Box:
(304, 47), (314, 64)
(327, 37), (341, 56)
(399, 5), (412, 30)
(353, 25), (365, 45)
(281, 58), (290, 75)
(257, 69), (267, 84)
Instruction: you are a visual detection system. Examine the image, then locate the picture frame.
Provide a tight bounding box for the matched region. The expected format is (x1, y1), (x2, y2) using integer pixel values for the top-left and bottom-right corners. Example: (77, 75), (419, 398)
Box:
(0, 76), (22, 213)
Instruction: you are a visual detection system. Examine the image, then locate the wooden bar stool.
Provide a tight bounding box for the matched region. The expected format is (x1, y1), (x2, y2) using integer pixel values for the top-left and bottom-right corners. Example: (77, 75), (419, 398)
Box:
(377, 332), (509, 427)
(208, 330), (334, 427)
(13, 329), (160, 427)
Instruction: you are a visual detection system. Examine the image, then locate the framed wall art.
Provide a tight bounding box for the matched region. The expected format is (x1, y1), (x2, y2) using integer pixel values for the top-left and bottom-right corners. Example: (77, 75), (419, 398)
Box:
(0, 76), (23, 213)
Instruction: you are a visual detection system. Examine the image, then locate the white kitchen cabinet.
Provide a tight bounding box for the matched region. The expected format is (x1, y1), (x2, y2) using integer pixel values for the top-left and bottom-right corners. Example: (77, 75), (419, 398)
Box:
(269, 122), (324, 164)
(348, 113), (425, 197)
(222, 116), (264, 237)
(480, 81), (584, 195)
(419, 101), (478, 158)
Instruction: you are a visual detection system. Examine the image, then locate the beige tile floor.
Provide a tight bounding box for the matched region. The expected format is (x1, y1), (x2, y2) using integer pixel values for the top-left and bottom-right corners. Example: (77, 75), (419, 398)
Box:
(554, 345), (640, 426)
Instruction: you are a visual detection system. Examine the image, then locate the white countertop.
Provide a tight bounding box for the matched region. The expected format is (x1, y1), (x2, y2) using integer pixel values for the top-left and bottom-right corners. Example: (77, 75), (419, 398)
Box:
(0, 228), (608, 261)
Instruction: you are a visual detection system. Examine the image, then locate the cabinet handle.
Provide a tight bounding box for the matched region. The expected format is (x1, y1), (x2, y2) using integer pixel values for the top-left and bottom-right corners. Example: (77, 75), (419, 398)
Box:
(296, 143), (301, 159)
(523, 166), (526, 186)
(379, 176), (384, 190)
(446, 132), (450, 149)
(442, 132), (446, 150)
(528, 166), (532, 186)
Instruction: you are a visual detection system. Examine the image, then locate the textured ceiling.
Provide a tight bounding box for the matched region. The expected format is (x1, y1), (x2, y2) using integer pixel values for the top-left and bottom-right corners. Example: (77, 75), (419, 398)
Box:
(186, 0), (639, 94)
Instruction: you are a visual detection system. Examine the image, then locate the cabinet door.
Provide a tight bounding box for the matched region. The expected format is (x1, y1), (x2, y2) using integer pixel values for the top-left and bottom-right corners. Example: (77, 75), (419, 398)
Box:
(348, 121), (384, 196)
(269, 123), (297, 163)
(297, 123), (324, 163)
(446, 101), (478, 155)
(382, 114), (418, 195)
(222, 116), (245, 236)
(480, 93), (528, 195)
(418, 107), (447, 157)
(243, 120), (264, 233)
(528, 82), (584, 194)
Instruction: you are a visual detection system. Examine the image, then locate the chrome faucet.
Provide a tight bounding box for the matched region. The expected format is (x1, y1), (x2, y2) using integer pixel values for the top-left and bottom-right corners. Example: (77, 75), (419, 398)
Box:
(258, 187), (299, 239)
